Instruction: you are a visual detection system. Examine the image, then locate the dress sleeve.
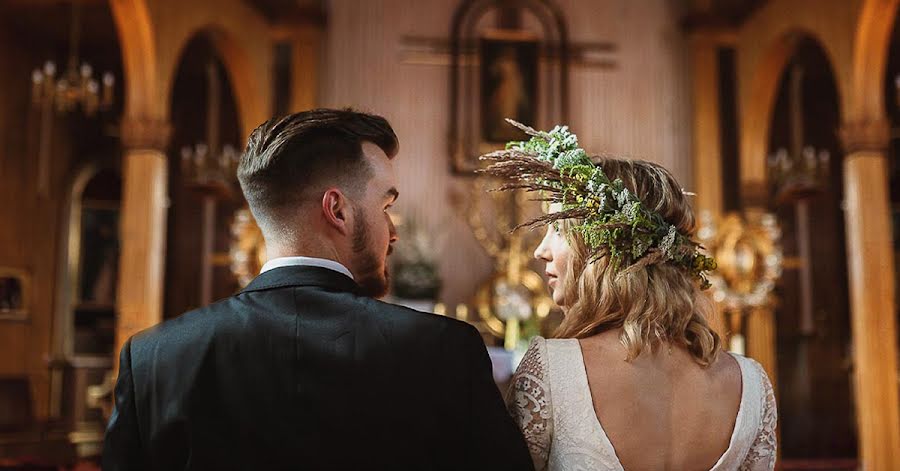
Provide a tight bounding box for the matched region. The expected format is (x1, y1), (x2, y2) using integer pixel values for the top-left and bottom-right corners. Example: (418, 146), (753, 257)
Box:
(506, 336), (553, 471)
(740, 359), (777, 471)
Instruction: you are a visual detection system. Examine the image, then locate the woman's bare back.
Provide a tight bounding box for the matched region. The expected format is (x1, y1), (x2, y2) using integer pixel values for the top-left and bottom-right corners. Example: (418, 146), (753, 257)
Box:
(579, 329), (743, 471)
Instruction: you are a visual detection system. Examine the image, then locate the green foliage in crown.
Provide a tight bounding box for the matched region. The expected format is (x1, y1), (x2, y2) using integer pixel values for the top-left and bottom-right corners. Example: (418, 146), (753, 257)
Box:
(480, 119), (717, 289)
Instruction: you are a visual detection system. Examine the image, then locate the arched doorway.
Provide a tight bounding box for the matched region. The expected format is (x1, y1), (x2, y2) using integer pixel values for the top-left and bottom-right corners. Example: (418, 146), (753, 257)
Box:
(164, 33), (244, 320)
(766, 35), (856, 464)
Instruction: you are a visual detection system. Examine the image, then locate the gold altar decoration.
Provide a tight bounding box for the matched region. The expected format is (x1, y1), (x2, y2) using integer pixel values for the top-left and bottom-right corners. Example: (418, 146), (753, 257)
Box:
(463, 180), (553, 350)
(697, 210), (783, 355)
(229, 208), (267, 287)
(697, 210), (783, 311)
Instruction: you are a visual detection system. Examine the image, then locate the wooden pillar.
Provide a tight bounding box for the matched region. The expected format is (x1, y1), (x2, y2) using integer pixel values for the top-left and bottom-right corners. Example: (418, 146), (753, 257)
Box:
(689, 32), (724, 218)
(688, 28), (735, 339)
(841, 119), (900, 470)
(289, 25), (321, 113)
(271, 23), (322, 114)
(745, 306), (778, 384)
(114, 118), (171, 360)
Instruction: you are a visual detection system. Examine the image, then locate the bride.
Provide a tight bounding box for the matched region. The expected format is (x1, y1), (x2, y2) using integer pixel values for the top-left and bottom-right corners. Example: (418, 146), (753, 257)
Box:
(482, 121), (777, 471)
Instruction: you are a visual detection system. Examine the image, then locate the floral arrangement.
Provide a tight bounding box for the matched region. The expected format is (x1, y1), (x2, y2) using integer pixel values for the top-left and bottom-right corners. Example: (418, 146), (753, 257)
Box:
(479, 119), (717, 289)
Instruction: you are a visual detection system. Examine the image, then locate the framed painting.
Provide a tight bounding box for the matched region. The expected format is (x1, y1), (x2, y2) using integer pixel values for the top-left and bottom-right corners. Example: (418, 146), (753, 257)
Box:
(480, 32), (539, 144)
(78, 203), (120, 306)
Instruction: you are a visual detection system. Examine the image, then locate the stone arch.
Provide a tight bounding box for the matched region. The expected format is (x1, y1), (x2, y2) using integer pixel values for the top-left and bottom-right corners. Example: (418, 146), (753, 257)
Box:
(166, 24), (268, 140)
(109, 0), (271, 138)
(155, 0), (272, 141)
(108, 0), (162, 120)
(850, 0), (900, 122)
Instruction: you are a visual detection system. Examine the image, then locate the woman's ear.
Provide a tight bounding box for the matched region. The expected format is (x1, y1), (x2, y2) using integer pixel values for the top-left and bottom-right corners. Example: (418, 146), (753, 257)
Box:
(322, 188), (351, 236)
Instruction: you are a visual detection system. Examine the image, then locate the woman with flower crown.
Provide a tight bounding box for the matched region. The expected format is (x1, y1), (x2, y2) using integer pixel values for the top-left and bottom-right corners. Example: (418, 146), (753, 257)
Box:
(484, 121), (777, 471)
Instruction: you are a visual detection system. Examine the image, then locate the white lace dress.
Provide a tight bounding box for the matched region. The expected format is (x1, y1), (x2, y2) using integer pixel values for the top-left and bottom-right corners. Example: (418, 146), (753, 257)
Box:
(507, 337), (777, 471)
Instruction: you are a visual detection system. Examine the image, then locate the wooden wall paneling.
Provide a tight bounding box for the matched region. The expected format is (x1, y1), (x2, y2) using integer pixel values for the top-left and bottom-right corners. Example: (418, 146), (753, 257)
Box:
(322, 0), (694, 306)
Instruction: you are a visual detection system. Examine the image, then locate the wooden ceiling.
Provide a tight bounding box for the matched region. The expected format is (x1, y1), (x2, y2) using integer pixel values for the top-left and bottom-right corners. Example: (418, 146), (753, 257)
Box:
(0, 0), (325, 49)
(247, 0), (324, 23)
(684, 0), (767, 30)
(0, 0), (768, 62)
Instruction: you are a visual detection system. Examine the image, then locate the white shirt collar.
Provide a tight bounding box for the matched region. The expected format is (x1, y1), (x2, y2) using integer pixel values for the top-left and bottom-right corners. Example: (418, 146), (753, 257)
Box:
(260, 256), (354, 280)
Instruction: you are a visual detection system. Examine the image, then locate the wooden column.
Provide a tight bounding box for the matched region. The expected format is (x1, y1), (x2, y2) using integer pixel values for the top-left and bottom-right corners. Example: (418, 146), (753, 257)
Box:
(114, 118), (171, 359)
(688, 29), (734, 339)
(289, 25), (321, 113)
(689, 32), (724, 218)
(745, 306), (778, 382)
(271, 23), (323, 114)
(841, 119), (900, 471)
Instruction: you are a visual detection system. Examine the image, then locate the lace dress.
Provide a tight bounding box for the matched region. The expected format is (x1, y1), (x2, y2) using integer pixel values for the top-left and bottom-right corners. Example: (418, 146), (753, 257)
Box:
(507, 337), (777, 471)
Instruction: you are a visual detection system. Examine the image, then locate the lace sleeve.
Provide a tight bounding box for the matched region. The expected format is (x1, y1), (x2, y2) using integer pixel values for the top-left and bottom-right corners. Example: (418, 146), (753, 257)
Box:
(506, 336), (553, 471)
(741, 360), (777, 471)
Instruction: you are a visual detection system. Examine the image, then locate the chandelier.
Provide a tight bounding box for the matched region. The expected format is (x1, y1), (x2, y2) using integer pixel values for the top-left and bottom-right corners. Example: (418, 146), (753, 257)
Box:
(179, 57), (240, 196)
(766, 146), (830, 203)
(765, 63), (831, 204)
(30, 1), (115, 116)
(180, 143), (240, 195)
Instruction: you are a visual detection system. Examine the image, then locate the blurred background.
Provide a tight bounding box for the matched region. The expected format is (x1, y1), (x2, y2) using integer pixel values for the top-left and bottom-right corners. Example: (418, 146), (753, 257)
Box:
(0, 0), (898, 469)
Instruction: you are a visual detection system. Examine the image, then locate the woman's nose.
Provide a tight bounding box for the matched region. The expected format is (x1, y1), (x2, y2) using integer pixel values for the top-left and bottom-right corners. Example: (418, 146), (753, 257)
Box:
(534, 229), (552, 261)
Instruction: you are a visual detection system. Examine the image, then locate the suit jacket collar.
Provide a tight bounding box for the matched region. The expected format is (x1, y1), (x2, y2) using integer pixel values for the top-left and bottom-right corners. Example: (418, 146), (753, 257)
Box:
(241, 265), (361, 295)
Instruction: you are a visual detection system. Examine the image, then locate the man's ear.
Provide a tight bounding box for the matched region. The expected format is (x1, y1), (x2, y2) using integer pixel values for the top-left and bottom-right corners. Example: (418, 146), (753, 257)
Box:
(322, 188), (351, 236)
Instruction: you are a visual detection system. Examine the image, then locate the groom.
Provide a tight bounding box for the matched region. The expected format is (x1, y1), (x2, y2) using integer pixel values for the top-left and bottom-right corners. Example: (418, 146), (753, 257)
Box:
(102, 108), (533, 470)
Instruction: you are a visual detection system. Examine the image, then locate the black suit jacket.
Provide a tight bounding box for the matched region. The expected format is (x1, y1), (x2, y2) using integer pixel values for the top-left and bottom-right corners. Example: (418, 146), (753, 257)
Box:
(102, 266), (534, 471)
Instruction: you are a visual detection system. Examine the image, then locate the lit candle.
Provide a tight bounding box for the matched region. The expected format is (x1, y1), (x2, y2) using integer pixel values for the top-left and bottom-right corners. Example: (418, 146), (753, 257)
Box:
(56, 79), (69, 112)
(818, 150), (830, 178)
(31, 69), (43, 104)
(802, 147), (816, 170)
(504, 318), (520, 351)
(455, 304), (469, 321)
(102, 72), (114, 106)
(181, 146), (193, 176)
(195, 143), (208, 173)
(433, 303), (446, 316)
(221, 144), (235, 169)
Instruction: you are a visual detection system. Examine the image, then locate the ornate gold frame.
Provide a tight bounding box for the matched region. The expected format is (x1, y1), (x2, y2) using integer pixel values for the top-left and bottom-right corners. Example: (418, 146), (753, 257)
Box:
(474, 268), (553, 339)
(229, 208), (266, 287)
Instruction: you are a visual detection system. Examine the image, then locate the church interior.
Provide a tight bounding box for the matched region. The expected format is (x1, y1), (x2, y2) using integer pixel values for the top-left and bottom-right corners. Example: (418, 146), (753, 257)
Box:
(0, 0), (898, 469)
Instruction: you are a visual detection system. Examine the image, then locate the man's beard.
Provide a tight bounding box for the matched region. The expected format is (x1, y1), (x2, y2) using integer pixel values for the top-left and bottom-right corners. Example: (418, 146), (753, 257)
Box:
(351, 209), (390, 298)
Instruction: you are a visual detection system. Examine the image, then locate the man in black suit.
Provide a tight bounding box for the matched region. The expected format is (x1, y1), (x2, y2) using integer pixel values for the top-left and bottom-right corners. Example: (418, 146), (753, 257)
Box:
(102, 109), (533, 470)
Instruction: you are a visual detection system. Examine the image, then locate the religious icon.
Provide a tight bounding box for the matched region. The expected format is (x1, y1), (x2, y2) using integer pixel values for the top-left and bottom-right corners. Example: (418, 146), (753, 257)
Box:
(79, 206), (120, 305)
(480, 35), (538, 143)
(0, 269), (29, 320)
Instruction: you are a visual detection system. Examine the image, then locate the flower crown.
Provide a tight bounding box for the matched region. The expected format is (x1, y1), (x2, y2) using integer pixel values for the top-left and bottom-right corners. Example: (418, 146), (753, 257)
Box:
(479, 119), (717, 289)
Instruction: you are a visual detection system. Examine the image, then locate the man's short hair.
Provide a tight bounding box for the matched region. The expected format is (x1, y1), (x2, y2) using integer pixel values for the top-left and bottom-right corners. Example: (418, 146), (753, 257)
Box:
(238, 108), (399, 230)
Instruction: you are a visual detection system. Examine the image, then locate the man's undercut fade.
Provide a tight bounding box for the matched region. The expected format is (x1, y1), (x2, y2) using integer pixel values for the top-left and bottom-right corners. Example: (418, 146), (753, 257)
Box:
(238, 108), (399, 231)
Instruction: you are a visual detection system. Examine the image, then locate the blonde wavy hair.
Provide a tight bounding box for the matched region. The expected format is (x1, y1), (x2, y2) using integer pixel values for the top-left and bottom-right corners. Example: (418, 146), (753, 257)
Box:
(553, 158), (721, 366)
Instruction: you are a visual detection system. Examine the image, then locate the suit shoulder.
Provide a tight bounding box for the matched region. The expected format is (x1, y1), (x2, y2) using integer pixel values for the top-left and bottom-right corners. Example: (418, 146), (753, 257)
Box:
(128, 298), (232, 353)
(354, 296), (478, 338)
